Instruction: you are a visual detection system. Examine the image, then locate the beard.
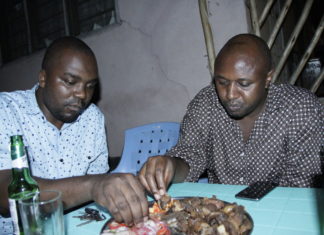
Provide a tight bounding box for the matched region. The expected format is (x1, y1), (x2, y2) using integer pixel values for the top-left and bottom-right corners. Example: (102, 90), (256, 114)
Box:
(221, 98), (266, 120)
(52, 109), (82, 123)
(49, 101), (87, 124)
(221, 100), (246, 119)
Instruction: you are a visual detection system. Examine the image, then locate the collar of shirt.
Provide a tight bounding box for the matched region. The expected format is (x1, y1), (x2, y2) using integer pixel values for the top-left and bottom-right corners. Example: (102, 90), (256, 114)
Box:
(22, 84), (82, 131)
(264, 84), (285, 113)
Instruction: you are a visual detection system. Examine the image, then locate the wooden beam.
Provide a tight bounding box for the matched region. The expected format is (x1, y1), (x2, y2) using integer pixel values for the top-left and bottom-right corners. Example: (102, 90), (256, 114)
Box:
(272, 0), (314, 83)
(63, 0), (80, 36)
(267, 0), (292, 49)
(289, 14), (324, 85)
(23, 0), (32, 53)
(259, 0), (275, 27)
(198, 0), (216, 77)
(310, 68), (324, 93)
(249, 0), (260, 36)
(24, 0), (42, 51)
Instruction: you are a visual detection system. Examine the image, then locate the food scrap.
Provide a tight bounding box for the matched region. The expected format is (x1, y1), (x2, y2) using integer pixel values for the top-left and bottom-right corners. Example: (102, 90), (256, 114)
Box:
(101, 194), (252, 235)
(101, 219), (170, 235)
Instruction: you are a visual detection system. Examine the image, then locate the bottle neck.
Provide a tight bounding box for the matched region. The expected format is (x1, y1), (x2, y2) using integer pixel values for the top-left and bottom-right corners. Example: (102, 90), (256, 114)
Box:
(11, 153), (33, 179)
(9, 135), (37, 183)
(11, 167), (32, 178)
(11, 152), (29, 168)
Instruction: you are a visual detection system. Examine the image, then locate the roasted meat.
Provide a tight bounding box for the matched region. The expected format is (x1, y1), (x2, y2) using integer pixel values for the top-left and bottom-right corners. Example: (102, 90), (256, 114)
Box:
(151, 195), (252, 235)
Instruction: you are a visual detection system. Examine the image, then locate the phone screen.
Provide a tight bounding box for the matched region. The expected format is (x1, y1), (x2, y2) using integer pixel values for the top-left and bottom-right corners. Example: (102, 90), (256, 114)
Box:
(235, 181), (278, 201)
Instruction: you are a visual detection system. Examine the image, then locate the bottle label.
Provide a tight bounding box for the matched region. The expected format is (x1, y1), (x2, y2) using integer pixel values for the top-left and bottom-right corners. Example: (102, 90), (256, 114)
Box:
(9, 199), (20, 234)
(11, 154), (28, 169)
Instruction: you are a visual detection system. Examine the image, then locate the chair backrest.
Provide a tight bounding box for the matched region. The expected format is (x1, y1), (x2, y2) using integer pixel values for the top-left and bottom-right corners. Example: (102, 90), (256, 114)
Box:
(112, 122), (180, 174)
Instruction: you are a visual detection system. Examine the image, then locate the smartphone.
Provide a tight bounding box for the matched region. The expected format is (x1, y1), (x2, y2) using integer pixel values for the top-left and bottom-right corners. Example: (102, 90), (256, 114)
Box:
(235, 181), (278, 201)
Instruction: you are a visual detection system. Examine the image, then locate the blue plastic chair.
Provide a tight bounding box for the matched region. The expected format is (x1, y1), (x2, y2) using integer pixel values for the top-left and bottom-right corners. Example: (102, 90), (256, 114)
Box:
(112, 122), (180, 174)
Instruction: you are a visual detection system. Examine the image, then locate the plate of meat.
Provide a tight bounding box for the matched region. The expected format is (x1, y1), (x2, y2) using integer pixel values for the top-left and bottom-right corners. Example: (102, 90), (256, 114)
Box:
(101, 195), (253, 235)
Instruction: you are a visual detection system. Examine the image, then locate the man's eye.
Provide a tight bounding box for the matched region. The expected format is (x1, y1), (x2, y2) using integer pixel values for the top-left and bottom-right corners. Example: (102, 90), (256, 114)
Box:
(63, 79), (76, 86)
(86, 82), (97, 89)
(217, 79), (228, 86)
(238, 82), (251, 87)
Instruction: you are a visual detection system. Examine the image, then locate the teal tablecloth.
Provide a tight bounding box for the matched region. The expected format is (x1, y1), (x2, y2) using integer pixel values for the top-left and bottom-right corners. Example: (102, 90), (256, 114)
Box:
(65, 182), (324, 235)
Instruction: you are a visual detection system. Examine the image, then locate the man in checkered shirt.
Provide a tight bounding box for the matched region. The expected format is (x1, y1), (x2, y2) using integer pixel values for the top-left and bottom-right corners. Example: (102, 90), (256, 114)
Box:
(139, 34), (323, 201)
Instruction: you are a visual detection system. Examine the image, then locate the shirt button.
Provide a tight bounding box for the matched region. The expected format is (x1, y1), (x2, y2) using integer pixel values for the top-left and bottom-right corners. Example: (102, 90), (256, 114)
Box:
(239, 177), (244, 182)
(239, 152), (245, 157)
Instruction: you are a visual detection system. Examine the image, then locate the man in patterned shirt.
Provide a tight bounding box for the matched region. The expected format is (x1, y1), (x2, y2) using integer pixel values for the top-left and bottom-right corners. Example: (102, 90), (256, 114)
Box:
(139, 34), (323, 201)
(0, 37), (148, 233)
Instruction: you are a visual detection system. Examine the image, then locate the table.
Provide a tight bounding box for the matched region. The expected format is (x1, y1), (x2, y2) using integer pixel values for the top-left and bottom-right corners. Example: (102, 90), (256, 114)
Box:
(65, 182), (324, 235)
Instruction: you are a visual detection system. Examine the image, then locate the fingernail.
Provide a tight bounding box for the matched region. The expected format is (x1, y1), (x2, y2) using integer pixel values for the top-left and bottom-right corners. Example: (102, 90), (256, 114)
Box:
(159, 189), (165, 195)
(154, 194), (161, 200)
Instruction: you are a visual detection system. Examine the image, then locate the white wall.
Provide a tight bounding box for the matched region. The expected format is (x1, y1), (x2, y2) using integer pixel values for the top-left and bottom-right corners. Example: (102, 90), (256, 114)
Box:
(0, 0), (249, 156)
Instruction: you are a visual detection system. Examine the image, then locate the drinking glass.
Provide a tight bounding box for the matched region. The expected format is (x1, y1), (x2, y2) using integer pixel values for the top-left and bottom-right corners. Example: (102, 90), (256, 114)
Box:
(18, 190), (65, 235)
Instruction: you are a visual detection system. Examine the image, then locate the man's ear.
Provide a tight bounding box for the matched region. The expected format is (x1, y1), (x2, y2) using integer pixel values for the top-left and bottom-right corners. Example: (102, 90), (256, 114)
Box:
(265, 69), (274, 88)
(38, 70), (46, 88)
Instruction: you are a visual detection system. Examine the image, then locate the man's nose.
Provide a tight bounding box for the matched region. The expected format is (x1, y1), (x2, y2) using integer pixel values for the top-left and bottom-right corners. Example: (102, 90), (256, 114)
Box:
(74, 84), (86, 99)
(226, 83), (239, 100)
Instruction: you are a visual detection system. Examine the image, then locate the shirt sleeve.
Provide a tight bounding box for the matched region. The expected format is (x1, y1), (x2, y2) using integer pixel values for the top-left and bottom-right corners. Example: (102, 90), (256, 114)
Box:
(0, 96), (16, 170)
(280, 101), (323, 187)
(87, 110), (109, 174)
(167, 89), (212, 182)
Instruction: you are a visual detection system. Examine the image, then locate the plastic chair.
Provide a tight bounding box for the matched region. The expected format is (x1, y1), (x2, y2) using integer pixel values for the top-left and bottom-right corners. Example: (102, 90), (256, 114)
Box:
(112, 122), (180, 174)
(198, 177), (208, 183)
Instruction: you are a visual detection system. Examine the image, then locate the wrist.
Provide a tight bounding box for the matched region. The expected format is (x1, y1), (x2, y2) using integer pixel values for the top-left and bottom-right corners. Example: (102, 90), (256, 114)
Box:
(85, 174), (101, 200)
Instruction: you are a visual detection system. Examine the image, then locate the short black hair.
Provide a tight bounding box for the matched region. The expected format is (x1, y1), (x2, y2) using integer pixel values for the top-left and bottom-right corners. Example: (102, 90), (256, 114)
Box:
(220, 34), (272, 71)
(41, 36), (96, 71)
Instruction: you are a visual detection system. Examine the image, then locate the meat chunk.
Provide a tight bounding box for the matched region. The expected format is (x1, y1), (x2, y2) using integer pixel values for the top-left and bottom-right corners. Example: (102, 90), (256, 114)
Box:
(158, 196), (252, 235)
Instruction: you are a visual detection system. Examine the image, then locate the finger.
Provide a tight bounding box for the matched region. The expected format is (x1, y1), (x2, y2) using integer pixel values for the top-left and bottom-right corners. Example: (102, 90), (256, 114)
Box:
(155, 164), (166, 196)
(163, 157), (175, 188)
(127, 175), (149, 222)
(108, 177), (134, 226)
(163, 172), (173, 190)
(144, 158), (160, 200)
(98, 178), (125, 223)
(138, 165), (151, 193)
(116, 175), (144, 225)
(106, 194), (123, 223)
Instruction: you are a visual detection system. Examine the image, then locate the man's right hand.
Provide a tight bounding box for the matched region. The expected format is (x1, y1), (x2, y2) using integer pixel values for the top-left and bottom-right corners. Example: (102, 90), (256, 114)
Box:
(90, 173), (148, 226)
(138, 155), (177, 200)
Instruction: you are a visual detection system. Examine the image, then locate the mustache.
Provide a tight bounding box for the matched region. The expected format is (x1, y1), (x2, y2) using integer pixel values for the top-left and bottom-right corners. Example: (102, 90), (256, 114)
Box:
(224, 100), (242, 107)
(65, 100), (86, 109)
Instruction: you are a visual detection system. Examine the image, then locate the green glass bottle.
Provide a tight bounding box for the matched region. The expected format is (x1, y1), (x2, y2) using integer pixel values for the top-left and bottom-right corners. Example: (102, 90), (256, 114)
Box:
(8, 135), (39, 235)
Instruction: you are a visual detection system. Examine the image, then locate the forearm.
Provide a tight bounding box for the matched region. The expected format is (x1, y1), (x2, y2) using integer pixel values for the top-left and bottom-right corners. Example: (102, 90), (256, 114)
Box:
(281, 150), (322, 187)
(283, 110), (323, 187)
(0, 169), (104, 214)
(0, 170), (11, 216)
(35, 174), (103, 210)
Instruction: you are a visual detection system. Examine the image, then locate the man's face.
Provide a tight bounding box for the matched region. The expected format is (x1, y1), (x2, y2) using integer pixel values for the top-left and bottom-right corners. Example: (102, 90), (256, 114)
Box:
(214, 49), (271, 120)
(38, 49), (98, 127)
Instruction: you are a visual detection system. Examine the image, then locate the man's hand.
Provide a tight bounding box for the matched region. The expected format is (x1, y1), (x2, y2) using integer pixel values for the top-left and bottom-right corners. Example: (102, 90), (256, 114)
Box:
(91, 173), (148, 226)
(138, 155), (176, 201)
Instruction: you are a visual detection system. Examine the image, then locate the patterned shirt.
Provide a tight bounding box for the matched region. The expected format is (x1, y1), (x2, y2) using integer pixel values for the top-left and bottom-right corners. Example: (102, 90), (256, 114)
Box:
(167, 83), (323, 187)
(0, 85), (109, 234)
